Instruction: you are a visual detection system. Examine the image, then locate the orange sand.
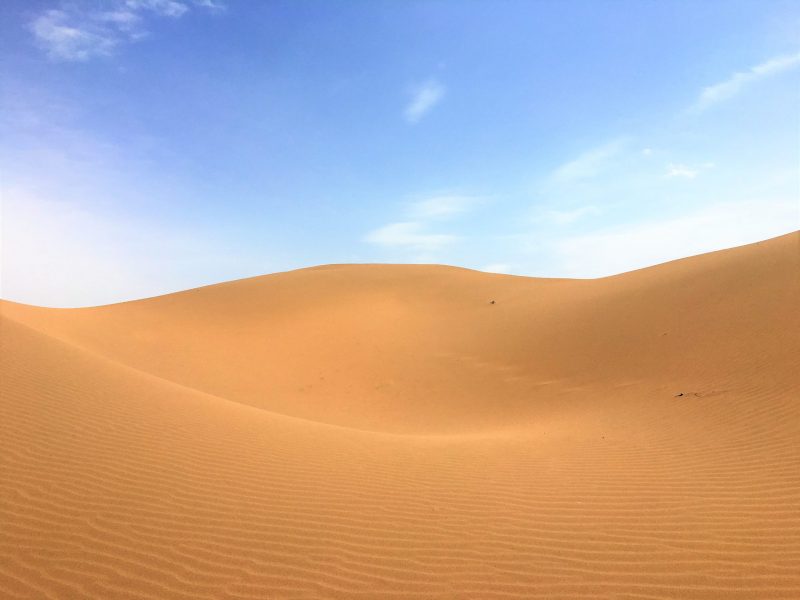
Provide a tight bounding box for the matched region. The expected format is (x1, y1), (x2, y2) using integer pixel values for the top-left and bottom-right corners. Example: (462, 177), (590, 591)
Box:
(2, 232), (799, 598)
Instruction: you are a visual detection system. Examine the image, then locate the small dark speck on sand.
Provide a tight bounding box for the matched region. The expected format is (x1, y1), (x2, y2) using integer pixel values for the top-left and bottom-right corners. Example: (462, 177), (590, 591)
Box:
(674, 392), (684, 397)
(489, 300), (496, 305)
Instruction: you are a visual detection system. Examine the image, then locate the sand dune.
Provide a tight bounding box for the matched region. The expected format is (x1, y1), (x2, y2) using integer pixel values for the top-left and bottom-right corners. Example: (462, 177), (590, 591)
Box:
(2, 232), (799, 599)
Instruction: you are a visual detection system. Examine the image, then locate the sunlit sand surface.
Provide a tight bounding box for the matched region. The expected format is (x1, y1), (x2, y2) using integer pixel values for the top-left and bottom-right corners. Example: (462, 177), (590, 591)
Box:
(2, 232), (798, 599)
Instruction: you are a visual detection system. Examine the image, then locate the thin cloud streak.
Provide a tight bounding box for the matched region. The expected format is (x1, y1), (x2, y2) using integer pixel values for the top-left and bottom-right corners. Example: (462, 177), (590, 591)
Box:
(363, 192), (479, 259)
(666, 163), (699, 179)
(364, 221), (457, 251)
(692, 51), (800, 112)
(665, 162), (714, 179)
(404, 79), (445, 124)
(409, 194), (481, 220)
(552, 138), (629, 182)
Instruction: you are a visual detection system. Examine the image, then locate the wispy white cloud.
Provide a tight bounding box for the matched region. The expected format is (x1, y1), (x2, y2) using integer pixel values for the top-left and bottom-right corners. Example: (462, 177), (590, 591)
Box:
(28, 0), (223, 61)
(531, 139), (628, 230)
(364, 192), (480, 257)
(665, 161), (714, 179)
(552, 138), (629, 182)
(404, 79), (445, 124)
(692, 52), (800, 112)
(409, 194), (481, 219)
(30, 10), (119, 61)
(192, 0), (227, 11)
(665, 163), (699, 179)
(125, 0), (190, 17)
(99, 10), (143, 29)
(551, 197), (798, 278)
(364, 221), (457, 251)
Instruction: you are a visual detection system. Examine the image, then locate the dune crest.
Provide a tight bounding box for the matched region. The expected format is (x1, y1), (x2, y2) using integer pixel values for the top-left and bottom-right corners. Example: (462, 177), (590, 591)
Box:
(2, 232), (799, 598)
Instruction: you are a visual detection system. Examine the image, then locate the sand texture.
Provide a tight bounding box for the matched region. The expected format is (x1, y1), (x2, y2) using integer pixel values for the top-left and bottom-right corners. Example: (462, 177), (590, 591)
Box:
(2, 232), (799, 599)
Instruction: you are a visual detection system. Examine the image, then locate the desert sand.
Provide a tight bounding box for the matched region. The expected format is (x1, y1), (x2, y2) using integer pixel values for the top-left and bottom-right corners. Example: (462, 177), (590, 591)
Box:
(1, 231), (799, 599)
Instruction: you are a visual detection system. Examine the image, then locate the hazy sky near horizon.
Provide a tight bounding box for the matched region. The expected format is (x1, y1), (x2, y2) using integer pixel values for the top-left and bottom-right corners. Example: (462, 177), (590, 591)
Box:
(2, 0), (799, 306)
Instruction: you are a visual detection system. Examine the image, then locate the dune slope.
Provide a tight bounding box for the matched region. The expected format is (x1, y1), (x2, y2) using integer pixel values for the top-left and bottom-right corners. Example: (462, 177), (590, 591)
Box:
(1, 232), (799, 599)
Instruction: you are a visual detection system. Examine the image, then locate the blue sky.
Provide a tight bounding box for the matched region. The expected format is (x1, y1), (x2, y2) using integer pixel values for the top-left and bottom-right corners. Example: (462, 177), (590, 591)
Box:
(2, 0), (799, 306)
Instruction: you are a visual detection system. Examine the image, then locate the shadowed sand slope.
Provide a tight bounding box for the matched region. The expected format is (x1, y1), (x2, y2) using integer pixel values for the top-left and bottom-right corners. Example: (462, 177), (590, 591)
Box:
(1, 232), (799, 598)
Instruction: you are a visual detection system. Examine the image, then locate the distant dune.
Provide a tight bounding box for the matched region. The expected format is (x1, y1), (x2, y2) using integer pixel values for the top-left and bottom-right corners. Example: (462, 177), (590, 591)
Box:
(2, 232), (799, 599)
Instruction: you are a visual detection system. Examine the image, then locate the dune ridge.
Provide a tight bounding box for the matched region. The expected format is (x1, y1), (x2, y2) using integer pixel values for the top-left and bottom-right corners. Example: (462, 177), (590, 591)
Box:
(2, 232), (799, 598)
